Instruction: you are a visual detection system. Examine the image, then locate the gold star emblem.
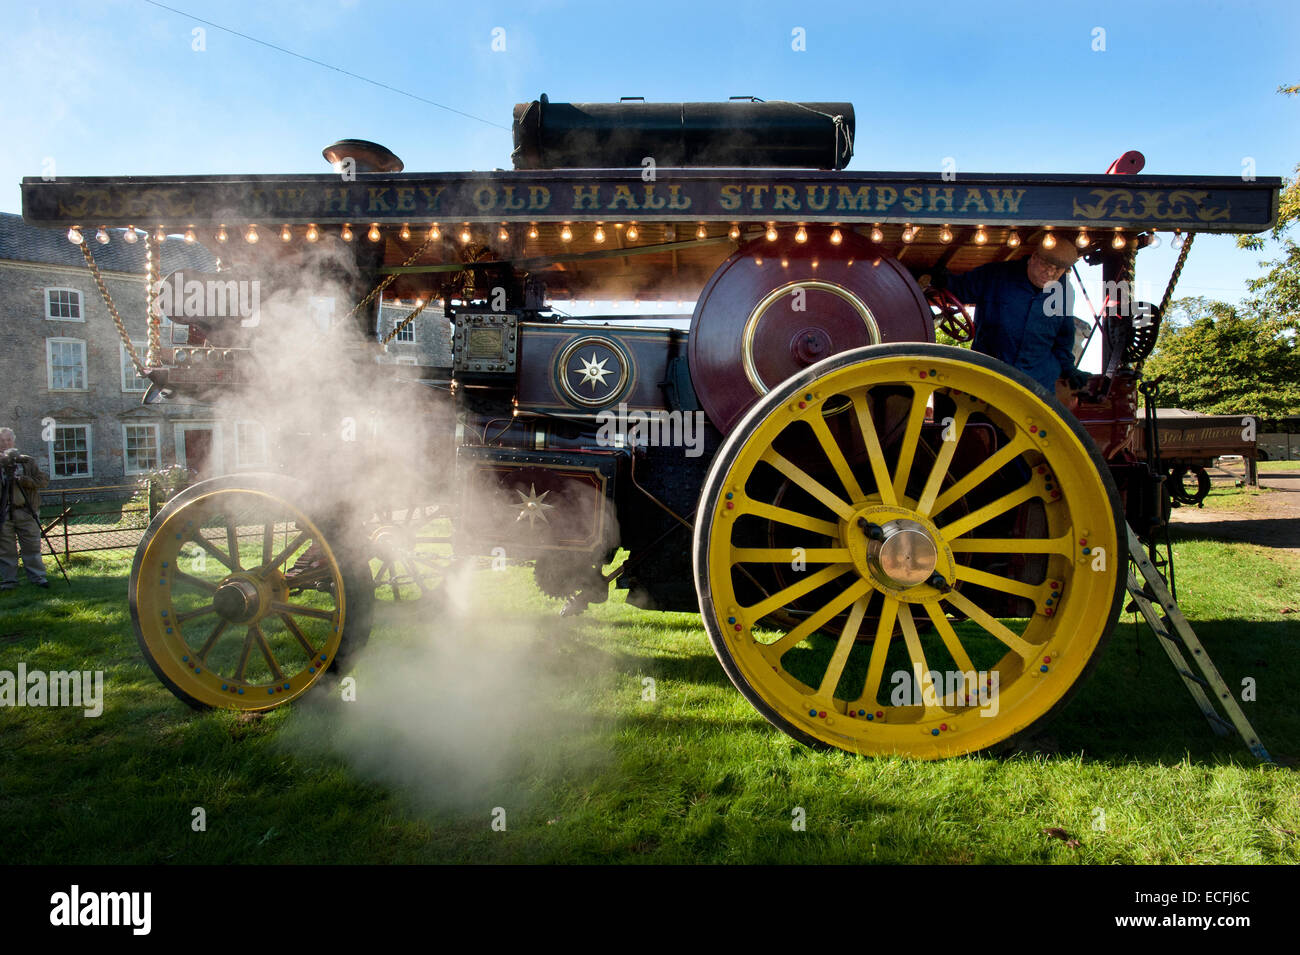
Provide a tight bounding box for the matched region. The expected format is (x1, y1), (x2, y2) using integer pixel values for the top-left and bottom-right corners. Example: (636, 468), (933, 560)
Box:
(573, 352), (612, 391)
(513, 483), (555, 529)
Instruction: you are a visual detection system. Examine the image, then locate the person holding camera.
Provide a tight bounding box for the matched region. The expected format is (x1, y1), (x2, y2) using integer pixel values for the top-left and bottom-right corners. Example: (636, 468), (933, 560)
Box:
(0, 427), (50, 590)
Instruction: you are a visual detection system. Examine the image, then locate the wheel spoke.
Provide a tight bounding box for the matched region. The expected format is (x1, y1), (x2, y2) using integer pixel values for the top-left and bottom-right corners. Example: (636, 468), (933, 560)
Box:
(898, 603), (945, 716)
(850, 393), (897, 506)
(763, 578), (872, 661)
(176, 603), (216, 624)
(857, 596), (899, 705)
(743, 563), (854, 621)
(262, 522), (275, 566)
(761, 450), (855, 521)
(171, 570), (216, 594)
(226, 517), (241, 571)
(938, 482), (1039, 541)
(738, 499), (840, 538)
(251, 623), (285, 681)
(943, 589), (1036, 659)
(916, 406), (971, 514)
(188, 531), (235, 571)
(928, 434), (1031, 517)
(268, 531), (311, 571)
(891, 383), (935, 502)
(269, 601), (337, 622)
(278, 613), (317, 660)
(195, 619), (229, 664)
(949, 535), (1073, 556)
(235, 628), (255, 680)
(813, 595), (869, 702)
(731, 547), (851, 564)
(808, 413), (864, 503)
(953, 565), (1043, 602)
(921, 602), (978, 686)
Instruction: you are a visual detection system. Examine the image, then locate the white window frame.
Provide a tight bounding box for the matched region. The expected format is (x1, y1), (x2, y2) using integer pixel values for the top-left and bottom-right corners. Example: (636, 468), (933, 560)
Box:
(121, 341), (150, 392)
(122, 422), (161, 475)
(48, 424), (93, 479)
(234, 420), (269, 470)
(382, 303), (416, 343)
(173, 421), (224, 476)
(44, 287), (84, 322)
(46, 337), (88, 391)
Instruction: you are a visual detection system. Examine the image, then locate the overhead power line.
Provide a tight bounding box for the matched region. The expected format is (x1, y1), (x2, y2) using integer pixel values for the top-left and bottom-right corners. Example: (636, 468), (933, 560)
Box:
(140, 0), (509, 130)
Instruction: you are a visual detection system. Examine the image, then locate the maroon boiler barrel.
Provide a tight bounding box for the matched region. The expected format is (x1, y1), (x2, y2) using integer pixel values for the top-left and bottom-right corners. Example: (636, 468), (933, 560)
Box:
(688, 228), (935, 433)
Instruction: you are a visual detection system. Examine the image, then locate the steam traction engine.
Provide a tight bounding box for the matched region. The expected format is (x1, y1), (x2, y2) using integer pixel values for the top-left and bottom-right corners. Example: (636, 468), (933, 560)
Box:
(21, 97), (1281, 758)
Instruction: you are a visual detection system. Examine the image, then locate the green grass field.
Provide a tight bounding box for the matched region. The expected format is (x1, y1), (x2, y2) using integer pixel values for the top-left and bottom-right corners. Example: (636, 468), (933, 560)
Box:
(1, 539), (1297, 865)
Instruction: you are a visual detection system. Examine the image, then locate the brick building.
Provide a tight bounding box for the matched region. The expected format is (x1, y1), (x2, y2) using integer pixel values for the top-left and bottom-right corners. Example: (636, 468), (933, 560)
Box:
(0, 213), (452, 492)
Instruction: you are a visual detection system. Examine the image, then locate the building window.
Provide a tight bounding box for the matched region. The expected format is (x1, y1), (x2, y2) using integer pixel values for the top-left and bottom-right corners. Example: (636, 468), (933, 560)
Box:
(123, 423), (160, 474)
(122, 342), (149, 392)
(381, 303), (416, 343)
(50, 425), (92, 478)
(45, 287), (83, 321)
(235, 421), (268, 469)
(394, 320), (416, 343)
(47, 338), (88, 391)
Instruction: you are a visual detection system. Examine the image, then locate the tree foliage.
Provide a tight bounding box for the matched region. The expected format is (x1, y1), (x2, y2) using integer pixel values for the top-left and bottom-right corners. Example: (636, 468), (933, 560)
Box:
(1145, 296), (1300, 415)
(1236, 84), (1299, 329)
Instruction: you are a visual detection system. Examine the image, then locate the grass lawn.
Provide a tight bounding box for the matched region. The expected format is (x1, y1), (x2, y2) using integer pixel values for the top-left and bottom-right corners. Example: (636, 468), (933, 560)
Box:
(1, 541), (1297, 865)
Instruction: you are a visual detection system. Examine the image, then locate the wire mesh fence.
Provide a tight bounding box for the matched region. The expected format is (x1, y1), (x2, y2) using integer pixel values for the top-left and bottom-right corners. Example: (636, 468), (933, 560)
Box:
(37, 483), (153, 556)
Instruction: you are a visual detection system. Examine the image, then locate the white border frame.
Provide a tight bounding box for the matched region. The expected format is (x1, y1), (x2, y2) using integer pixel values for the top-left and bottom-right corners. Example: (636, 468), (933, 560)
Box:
(121, 422), (161, 476)
(234, 420), (268, 470)
(48, 423), (93, 480)
(46, 337), (88, 391)
(44, 287), (84, 322)
(173, 421), (223, 476)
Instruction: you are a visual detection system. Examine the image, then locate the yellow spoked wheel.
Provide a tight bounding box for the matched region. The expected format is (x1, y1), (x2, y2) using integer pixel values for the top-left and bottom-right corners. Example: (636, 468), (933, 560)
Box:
(694, 343), (1126, 758)
(129, 474), (374, 711)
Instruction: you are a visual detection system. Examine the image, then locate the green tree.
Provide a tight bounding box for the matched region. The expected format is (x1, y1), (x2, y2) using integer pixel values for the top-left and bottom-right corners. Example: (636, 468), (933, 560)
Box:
(1145, 296), (1300, 415)
(1237, 84), (1299, 329)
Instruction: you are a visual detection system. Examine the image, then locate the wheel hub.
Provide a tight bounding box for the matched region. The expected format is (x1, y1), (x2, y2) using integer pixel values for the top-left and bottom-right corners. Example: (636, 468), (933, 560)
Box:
(213, 578), (263, 624)
(867, 519), (938, 588)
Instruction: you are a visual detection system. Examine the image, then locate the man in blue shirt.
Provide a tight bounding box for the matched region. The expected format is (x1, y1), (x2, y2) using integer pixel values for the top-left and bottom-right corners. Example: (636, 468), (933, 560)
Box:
(940, 241), (1089, 394)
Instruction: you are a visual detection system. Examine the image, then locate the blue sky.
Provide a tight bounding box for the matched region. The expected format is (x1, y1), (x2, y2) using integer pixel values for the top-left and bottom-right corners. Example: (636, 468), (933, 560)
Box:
(3, 0), (1297, 345)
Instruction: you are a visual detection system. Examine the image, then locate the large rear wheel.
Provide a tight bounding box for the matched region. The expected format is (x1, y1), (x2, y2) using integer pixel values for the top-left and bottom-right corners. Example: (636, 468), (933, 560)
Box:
(694, 343), (1126, 758)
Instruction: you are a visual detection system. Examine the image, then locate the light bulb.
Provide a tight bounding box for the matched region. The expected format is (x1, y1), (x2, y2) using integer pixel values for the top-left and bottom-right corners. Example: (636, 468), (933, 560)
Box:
(368, 224), (381, 242)
(560, 225), (572, 242)
(340, 224), (353, 241)
(974, 227), (988, 244)
(305, 224), (319, 242)
(216, 226), (228, 243)
(696, 224), (707, 239)
(459, 226), (472, 244)
(794, 226), (808, 243)
(664, 225), (676, 242)
(95, 227), (110, 244)
(400, 223), (411, 240)
(1172, 230), (1185, 249)
(870, 225), (884, 243)
(1075, 230), (1089, 248)
(1042, 232), (1056, 249)
(499, 225), (510, 242)
(728, 224), (740, 240)
(245, 225), (259, 244)
(1146, 231), (1160, 248)
(811, 258), (819, 269)
(780, 258), (789, 268)
(754, 257), (763, 266)
(280, 225), (292, 242)
(429, 224), (441, 240)
(765, 224), (778, 241)
(154, 227), (166, 243)
(939, 225), (953, 243)
(122, 227), (138, 244)
(527, 224), (538, 240)
(184, 228), (196, 244)
(1111, 230), (1126, 250)
(900, 224), (914, 244)
(626, 224), (638, 241)
(593, 226), (606, 243)
(67, 227), (83, 244)
(1006, 231), (1021, 248)
(829, 228), (842, 245)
